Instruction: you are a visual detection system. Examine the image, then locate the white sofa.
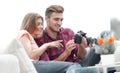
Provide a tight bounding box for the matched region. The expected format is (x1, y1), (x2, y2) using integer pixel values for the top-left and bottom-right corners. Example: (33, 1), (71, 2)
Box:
(0, 54), (20, 73)
(0, 38), (38, 73)
(1, 38), (120, 73)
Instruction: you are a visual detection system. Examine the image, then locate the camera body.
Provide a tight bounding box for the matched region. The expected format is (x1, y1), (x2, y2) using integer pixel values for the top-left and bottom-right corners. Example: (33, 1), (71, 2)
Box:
(74, 34), (82, 44)
(74, 31), (96, 46)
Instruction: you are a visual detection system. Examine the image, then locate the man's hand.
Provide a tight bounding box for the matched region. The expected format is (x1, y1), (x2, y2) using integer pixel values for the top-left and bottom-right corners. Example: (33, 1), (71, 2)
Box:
(77, 37), (87, 59)
(65, 40), (76, 55)
(79, 37), (88, 49)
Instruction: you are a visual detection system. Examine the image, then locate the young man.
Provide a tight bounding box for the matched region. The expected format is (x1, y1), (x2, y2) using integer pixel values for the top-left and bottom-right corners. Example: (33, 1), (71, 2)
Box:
(34, 5), (100, 67)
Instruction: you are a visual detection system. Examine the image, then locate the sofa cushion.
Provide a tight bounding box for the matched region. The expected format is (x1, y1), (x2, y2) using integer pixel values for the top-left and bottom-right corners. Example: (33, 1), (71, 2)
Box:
(4, 38), (37, 73)
(0, 54), (20, 73)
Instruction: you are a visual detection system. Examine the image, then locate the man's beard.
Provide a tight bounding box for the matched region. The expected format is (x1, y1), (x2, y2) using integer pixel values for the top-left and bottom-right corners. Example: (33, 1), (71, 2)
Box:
(49, 26), (60, 33)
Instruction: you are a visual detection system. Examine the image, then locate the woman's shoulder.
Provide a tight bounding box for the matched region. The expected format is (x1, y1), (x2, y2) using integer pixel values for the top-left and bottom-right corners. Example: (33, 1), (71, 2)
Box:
(17, 30), (30, 39)
(19, 30), (28, 34)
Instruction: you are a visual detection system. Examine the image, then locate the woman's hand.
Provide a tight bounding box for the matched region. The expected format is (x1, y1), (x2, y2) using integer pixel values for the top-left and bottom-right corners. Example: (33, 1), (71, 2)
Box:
(45, 40), (63, 49)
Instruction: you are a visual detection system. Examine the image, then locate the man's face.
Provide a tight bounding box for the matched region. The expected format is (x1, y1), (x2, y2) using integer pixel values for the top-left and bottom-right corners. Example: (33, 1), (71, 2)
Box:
(46, 12), (63, 32)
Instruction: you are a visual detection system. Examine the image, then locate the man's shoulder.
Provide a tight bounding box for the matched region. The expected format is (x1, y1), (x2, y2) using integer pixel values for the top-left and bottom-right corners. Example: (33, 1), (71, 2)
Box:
(60, 28), (75, 37)
(60, 28), (74, 33)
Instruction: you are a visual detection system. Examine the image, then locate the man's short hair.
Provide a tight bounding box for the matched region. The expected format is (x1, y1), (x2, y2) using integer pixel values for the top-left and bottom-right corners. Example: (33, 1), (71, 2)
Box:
(45, 5), (64, 17)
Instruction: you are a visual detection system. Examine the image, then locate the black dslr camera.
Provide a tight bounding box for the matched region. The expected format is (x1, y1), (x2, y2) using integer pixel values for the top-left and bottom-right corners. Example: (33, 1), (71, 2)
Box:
(74, 31), (97, 46)
(74, 31), (86, 44)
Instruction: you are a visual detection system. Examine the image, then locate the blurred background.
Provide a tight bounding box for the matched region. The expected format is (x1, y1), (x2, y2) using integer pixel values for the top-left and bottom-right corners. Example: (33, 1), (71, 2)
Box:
(0, 0), (120, 49)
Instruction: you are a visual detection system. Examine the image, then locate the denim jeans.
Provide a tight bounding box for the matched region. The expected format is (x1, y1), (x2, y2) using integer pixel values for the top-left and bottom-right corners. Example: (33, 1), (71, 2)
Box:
(33, 60), (99, 73)
(66, 64), (99, 73)
(80, 48), (101, 67)
(32, 61), (74, 73)
(80, 48), (116, 73)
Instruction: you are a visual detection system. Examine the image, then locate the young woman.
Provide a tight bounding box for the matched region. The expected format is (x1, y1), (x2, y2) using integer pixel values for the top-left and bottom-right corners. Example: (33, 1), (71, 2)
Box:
(17, 12), (74, 73)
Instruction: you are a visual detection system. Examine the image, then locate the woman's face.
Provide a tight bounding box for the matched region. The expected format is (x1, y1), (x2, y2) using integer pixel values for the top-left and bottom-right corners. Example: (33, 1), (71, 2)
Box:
(33, 18), (44, 38)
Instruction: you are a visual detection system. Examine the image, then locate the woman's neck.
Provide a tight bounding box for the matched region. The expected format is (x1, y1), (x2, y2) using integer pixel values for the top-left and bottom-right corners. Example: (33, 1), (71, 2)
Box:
(32, 33), (43, 38)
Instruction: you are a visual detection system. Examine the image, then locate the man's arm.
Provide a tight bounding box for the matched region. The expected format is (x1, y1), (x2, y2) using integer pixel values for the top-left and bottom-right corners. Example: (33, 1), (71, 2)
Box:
(77, 37), (87, 60)
(54, 37), (87, 61)
(54, 40), (76, 61)
(54, 51), (69, 61)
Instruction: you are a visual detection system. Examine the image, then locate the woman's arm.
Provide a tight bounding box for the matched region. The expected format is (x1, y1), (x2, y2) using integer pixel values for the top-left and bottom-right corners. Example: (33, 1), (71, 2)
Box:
(19, 34), (63, 60)
(19, 35), (48, 60)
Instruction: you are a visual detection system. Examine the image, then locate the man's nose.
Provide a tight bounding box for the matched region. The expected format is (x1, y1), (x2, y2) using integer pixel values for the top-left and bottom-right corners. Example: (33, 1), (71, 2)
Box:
(57, 21), (62, 25)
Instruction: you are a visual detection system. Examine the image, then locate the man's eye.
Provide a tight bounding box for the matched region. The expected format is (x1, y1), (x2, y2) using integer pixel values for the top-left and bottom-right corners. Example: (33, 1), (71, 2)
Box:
(61, 19), (63, 21)
(54, 18), (59, 21)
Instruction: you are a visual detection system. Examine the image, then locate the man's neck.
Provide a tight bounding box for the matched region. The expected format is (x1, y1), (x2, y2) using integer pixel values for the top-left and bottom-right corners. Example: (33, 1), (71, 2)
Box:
(46, 28), (58, 39)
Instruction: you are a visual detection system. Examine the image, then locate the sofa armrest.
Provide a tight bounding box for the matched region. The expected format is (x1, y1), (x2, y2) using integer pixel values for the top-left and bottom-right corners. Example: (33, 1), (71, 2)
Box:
(0, 54), (20, 73)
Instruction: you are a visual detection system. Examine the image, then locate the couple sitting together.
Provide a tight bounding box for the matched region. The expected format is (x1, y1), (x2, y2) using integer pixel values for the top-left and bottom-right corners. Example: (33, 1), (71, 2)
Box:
(17, 4), (101, 73)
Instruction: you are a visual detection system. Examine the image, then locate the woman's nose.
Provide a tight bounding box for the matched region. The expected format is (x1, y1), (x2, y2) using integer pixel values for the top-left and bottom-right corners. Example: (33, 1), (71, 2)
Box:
(39, 25), (44, 28)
